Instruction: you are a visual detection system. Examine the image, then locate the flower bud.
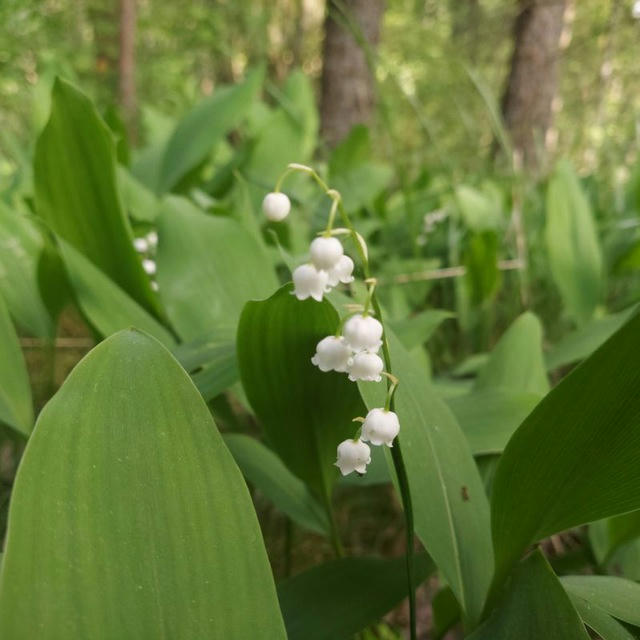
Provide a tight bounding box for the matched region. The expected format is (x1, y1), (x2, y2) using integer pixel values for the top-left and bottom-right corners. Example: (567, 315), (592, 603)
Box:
(361, 408), (400, 447)
(142, 258), (157, 275)
(335, 438), (371, 476)
(310, 236), (344, 271)
(343, 314), (383, 353)
(347, 352), (384, 382)
(327, 255), (355, 287)
(133, 237), (148, 253)
(311, 336), (353, 372)
(292, 264), (329, 302)
(262, 192), (291, 222)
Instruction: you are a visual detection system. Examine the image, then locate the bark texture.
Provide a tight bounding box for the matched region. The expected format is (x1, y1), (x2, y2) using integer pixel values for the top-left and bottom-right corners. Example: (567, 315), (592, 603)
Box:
(501, 0), (567, 166)
(118, 0), (137, 141)
(320, 0), (385, 147)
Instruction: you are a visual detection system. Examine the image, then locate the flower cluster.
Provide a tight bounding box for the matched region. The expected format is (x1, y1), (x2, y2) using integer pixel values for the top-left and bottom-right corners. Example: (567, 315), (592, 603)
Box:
(263, 171), (400, 477)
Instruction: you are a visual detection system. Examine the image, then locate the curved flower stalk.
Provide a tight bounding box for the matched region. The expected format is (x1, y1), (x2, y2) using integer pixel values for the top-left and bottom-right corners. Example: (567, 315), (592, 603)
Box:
(262, 164), (418, 640)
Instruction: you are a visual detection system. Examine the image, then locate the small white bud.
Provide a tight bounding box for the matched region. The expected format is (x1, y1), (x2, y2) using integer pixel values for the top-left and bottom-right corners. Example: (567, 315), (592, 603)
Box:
(310, 236), (344, 271)
(133, 237), (148, 253)
(361, 408), (400, 447)
(146, 230), (158, 248)
(142, 258), (156, 275)
(262, 192), (291, 222)
(347, 352), (384, 382)
(311, 336), (353, 373)
(292, 264), (329, 302)
(326, 255), (355, 287)
(343, 314), (383, 353)
(335, 438), (371, 476)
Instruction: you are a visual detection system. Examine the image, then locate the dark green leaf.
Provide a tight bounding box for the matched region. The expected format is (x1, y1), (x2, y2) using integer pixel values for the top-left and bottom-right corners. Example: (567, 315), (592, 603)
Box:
(570, 597), (636, 640)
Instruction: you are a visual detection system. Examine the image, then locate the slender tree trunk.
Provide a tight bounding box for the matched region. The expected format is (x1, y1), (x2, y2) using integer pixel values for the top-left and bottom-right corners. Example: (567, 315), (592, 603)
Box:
(118, 0), (137, 142)
(320, 0), (385, 147)
(501, 0), (567, 167)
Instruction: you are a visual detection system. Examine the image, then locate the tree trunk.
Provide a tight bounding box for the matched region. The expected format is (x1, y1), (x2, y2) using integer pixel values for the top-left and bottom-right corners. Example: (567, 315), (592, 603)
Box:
(320, 0), (385, 147)
(118, 0), (137, 142)
(501, 0), (567, 167)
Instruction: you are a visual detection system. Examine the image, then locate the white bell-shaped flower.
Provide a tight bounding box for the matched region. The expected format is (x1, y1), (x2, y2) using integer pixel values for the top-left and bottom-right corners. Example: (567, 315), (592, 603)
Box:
(343, 314), (383, 353)
(262, 192), (291, 221)
(327, 255), (355, 287)
(133, 237), (148, 253)
(311, 336), (353, 372)
(142, 258), (157, 275)
(310, 236), (344, 271)
(335, 438), (371, 476)
(292, 264), (329, 302)
(347, 352), (384, 382)
(361, 408), (400, 447)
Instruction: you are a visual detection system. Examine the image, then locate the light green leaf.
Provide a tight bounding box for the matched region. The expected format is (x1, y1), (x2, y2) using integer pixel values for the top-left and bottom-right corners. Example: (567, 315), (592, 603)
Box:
(224, 433), (329, 535)
(475, 312), (549, 396)
(389, 309), (454, 350)
(157, 67), (264, 194)
(156, 197), (278, 341)
(359, 332), (493, 626)
(490, 311), (640, 587)
(562, 576), (640, 626)
(236, 285), (365, 500)
(117, 166), (160, 222)
(34, 78), (159, 317)
(58, 239), (175, 347)
(545, 159), (603, 324)
(456, 184), (502, 232)
(570, 597), (636, 640)
(469, 551), (589, 640)
(0, 330), (286, 638)
(447, 390), (540, 455)
(277, 554), (434, 640)
(0, 294), (33, 436)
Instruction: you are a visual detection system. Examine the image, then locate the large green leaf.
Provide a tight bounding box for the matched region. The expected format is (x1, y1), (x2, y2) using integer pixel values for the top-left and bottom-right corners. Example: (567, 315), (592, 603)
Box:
(236, 285), (365, 500)
(0, 294), (33, 436)
(0, 330), (286, 638)
(0, 205), (54, 338)
(277, 554), (434, 640)
(469, 551), (589, 640)
(58, 239), (175, 347)
(545, 159), (603, 324)
(224, 433), (329, 535)
(490, 311), (640, 586)
(34, 78), (159, 317)
(156, 197), (278, 341)
(359, 332), (493, 626)
(388, 309), (454, 350)
(475, 312), (549, 396)
(570, 597), (636, 640)
(157, 67), (264, 194)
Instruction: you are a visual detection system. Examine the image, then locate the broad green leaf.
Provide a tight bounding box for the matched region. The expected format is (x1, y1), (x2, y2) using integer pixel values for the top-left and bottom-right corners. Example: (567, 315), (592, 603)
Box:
(545, 305), (638, 371)
(117, 166), (160, 222)
(0, 294), (33, 436)
(224, 433), (329, 535)
(58, 239), (175, 347)
(156, 197), (278, 341)
(236, 285), (365, 500)
(277, 554), (434, 640)
(545, 159), (603, 324)
(447, 390), (540, 455)
(462, 231), (501, 306)
(475, 312), (549, 396)
(468, 551), (589, 640)
(389, 309), (454, 350)
(34, 78), (159, 317)
(590, 511), (640, 564)
(157, 67), (264, 194)
(562, 576), (640, 627)
(456, 184), (502, 232)
(570, 597), (636, 640)
(491, 311), (640, 586)
(0, 330), (286, 638)
(359, 332), (493, 626)
(0, 205), (54, 338)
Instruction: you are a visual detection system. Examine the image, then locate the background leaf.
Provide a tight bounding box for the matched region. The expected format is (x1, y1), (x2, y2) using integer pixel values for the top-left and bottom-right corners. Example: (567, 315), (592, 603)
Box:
(0, 330), (286, 638)
(570, 597), (636, 640)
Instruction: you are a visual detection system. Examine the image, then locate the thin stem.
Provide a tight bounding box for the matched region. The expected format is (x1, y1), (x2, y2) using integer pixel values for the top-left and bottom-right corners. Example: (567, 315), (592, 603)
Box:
(321, 488), (344, 558)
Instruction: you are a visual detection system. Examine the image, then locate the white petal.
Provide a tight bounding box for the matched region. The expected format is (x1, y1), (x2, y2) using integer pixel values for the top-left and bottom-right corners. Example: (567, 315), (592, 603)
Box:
(327, 255), (355, 286)
(362, 408), (400, 447)
(292, 264), (329, 301)
(310, 236), (344, 271)
(262, 192), (291, 221)
(343, 314), (383, 353)
(347, 352), (384, 382)
(311, 336), (353, 373)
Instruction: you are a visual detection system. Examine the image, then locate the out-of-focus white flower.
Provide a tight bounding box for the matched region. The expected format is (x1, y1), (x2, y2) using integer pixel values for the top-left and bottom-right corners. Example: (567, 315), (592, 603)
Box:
(335, 438), (371, 476)
(310, 236), (344, 271)
(133, 237), (148, 253)
(262, 192), (291, 221)
(311, 336), (353, 372)
(347, 352), (384, 382)
(151, 281), (159, 292)
(146, 230), (158, 248)
(343, 314), (383, 353)
(632, 0), (640, 19)
(327, 255), (355, 286)
(292, 264), (329, 302)
(142, 259), (156, 275)
(362, 408), (400, 447)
